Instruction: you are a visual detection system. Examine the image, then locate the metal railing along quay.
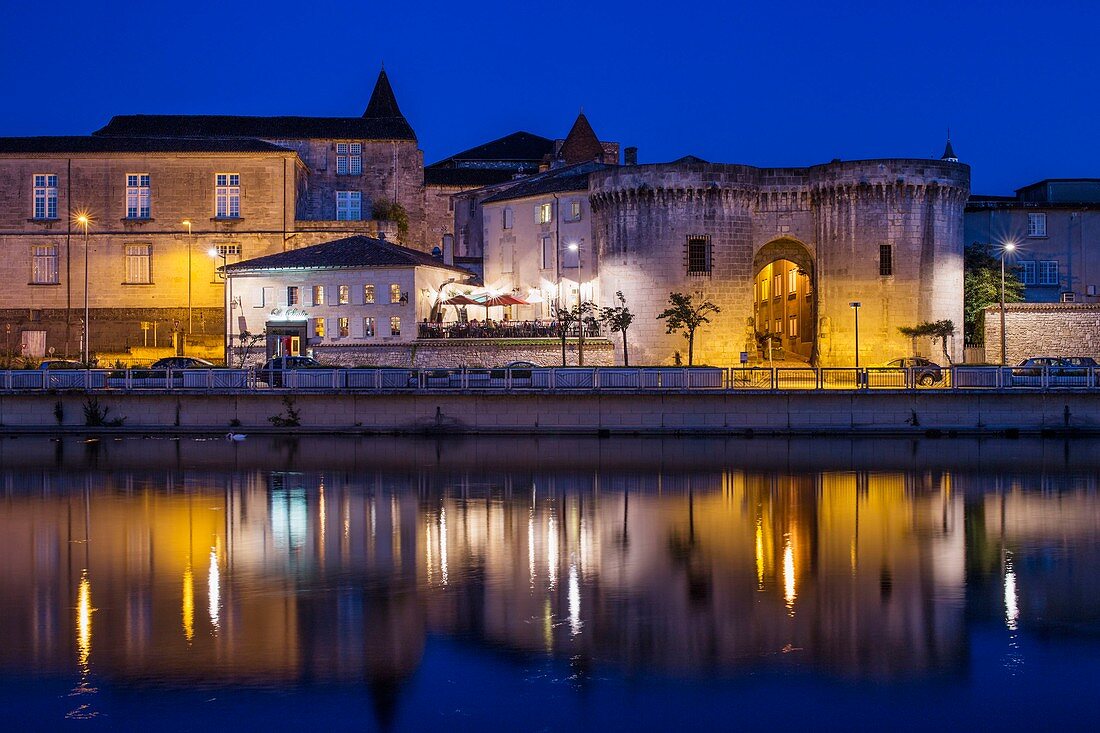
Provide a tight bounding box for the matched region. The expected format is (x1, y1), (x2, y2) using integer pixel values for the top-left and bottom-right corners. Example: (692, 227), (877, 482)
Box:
(2, 365), (1099, 393)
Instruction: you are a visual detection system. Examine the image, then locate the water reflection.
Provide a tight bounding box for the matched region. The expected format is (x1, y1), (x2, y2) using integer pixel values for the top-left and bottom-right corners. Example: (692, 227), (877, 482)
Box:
(0, 435), (1099, 724)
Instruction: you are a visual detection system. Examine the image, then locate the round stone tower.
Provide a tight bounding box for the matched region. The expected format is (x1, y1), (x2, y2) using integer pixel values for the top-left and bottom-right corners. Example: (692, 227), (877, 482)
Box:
(590, 158), (969, 366)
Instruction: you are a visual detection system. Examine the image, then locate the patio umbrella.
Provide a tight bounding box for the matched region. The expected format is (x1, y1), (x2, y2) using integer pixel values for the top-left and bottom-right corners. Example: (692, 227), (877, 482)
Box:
(441, 294), (482, 323)
(477, 294), (529, 320)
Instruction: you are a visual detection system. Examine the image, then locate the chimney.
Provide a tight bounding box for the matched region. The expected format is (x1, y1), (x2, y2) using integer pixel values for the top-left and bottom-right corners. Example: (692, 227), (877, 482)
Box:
(442, 234), (455, 265)
(624, 146), (638, 166)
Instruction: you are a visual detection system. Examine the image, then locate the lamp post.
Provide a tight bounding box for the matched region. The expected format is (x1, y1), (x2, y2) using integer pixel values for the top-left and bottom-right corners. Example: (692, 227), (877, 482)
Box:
(75, 213), (91, 364)
(209, 248), (232, 365)
(849, 301), (862, 369)
(568, 242), (584, 366)
(1000, 242), (1016, 365)
(182, 220), (193, 336)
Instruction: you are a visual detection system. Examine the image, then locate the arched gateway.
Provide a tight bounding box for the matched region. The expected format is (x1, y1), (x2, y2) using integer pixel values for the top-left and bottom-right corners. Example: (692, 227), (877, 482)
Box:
(752, 239), (816, 364)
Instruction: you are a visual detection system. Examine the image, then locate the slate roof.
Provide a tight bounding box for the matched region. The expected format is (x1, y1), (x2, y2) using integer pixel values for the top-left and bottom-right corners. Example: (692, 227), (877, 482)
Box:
(94, 67), (417, 142)
(0, 135), (294, 155)
(941, 138), (958, 160)
(94, 114), (415, 141)
(480, 161), (606, 204)
(224, 235), (473, 275)
(430, 131), (555, 164)
(558, 113), (606, 164)
(424, 167), (519, 187)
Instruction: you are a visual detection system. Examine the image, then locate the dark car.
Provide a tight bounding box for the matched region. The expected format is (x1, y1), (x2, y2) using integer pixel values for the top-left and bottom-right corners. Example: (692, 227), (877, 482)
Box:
(885, 357), (943, 386)
(1011, 357), (1063, 378)
(258, 356), (325, 387)
(36, 359), (92, 388)
(150, 357), (215, 370)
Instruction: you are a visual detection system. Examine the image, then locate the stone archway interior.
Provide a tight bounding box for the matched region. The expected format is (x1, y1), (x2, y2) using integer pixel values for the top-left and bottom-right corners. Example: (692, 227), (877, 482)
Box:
(752, 241), (815, 364)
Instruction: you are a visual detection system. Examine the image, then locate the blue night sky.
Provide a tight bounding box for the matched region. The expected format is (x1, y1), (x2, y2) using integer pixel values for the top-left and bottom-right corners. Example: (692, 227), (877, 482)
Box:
(1, 0), (1097, 194)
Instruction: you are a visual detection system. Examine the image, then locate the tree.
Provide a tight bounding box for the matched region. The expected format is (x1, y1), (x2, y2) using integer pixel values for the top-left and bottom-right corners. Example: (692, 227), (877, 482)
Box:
(656, 292), (720, 366)
(234, 330), (266, 368)
(755, 329), (783, 365)
(599, 291), (635, 366)
(554, 300), (597, 366)
(964, 242), (1024, 345)
(898, 320), (957, 364)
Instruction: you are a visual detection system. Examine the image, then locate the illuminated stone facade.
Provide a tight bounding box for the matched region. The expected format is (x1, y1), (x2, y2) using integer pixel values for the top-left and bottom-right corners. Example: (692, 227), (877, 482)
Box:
(591, 159), (970, 366)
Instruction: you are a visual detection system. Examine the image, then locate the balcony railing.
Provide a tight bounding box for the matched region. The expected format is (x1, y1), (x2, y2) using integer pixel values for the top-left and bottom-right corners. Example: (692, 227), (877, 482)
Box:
(417, 321), (602, 339)
(1, 365), (1098, 393)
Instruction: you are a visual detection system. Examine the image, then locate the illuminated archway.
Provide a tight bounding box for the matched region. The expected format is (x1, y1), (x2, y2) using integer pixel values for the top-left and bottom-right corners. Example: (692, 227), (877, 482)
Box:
(752, 239), (816, 364)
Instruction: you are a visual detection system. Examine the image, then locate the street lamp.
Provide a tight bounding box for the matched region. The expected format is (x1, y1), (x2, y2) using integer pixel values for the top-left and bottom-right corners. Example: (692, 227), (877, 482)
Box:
(209, 247), (233, 365)
(182, 220), (193, 335)
(1000, 241), (1017, 365)
(74, 212), (91, 364)
(849, 301), (862, 369)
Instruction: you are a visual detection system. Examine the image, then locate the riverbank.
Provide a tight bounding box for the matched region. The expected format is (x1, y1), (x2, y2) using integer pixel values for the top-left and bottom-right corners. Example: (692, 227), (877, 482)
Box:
(2, 390), (1099, 435)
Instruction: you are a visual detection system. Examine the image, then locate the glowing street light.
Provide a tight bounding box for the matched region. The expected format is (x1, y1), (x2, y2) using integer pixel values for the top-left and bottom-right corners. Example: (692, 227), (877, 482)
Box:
(1000, 241), (1017, 366)
(849, 301), (862, 369)
(73, 211), (92, 363)
(209, 247), (233, 364)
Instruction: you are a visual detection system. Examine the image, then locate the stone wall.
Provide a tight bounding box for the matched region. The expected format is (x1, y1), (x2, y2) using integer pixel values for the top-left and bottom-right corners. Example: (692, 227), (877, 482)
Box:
(590, 159), (969, 367)
(984, 303), (1100, 364)
(234, 339), (615, 368)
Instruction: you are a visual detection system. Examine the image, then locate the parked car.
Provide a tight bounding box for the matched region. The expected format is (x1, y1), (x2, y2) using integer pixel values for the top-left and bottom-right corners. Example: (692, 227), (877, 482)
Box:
(150, 357), (215, 370)
(257, 356), (326, 387)
(36, 359), (102, 389)
(1011, 357), (1099, 386)
(884, 357), (944, 386)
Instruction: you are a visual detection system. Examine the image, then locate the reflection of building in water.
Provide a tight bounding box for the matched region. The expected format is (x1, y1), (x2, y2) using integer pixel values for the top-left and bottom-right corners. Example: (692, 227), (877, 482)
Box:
(13, 464), (1099, 700)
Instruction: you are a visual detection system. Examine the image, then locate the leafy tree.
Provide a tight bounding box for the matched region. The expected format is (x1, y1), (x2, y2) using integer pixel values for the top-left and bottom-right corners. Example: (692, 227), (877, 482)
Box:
(656, 292), (720, 366)
(898, 319), (957, 364)
(234, 330), (266, 368)
(554, 301), (597, 366)
(371, 200), (410, 242)
(964, 242), (1024, 344)
(599, 291), (635, 366)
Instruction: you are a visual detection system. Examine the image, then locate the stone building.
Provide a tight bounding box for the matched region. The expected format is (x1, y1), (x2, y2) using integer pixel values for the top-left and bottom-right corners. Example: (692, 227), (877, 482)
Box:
(966, 179), (1100, 304)
(0, 136), (303, 361)
(222, 235), (472, 361)
(590, 157), (969, 366)
(984, 302), (1100, 364)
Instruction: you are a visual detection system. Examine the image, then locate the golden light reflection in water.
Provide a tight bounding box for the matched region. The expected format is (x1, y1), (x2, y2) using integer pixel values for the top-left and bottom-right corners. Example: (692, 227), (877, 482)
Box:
(208, 546), (220, 633)
(755, 518), (765, 591)
(76, 570), (93, 674)
(439, 507), (449, 586)
(528, 508), (536, 589)
(1004, 554), (1019, 632)
(547, 513), (558, 589)
(182, 563), (194, 643)
(568, 561), (581, 636)
(783, 533), (796, 616)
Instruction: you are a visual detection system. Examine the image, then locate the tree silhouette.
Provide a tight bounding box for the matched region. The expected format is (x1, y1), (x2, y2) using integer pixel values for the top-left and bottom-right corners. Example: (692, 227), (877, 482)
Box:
(599, 291), (635, 366)
(656, 292), (720, 366)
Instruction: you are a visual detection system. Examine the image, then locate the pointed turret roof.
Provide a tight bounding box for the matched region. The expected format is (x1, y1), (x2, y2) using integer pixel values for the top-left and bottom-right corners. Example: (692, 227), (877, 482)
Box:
(362, 68), (417, 141)
(941, 135), (958, 162)
(558, 112), (606, 164)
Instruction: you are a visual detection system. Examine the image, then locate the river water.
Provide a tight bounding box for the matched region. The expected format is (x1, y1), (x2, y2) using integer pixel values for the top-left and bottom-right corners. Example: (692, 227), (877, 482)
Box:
(1, 435), (1099, 731)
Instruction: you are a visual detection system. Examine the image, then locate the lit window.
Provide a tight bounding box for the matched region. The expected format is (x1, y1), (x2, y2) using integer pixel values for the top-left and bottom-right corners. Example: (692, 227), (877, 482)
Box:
(1039, 260), (1059, 286)
(788, 314), (798, 338)
(569, 201), (582, 221)
(503, 208), (514, 230)
(390, 316), (401, 336)
(125, 244), (152, 284)
(336, 191), (361, 221)
(338, 285), (349, 305)
(761, 276), (770, 300)
(215, 173), (240, 218)
(312, 285), (325, 306)
(338, 317), (349, 338)
(313, 318), (325, 337)
(687, 235), (710, 275)
(774, 319), (781, 335)
(32, 174), (58, 219)
(390, 283), (402, 303)
(363, 317), (375, 337)
(364, 284), (375, 303)
(537, 203), (552, 224)
(1027, 212), (1047, 238)
(336, 143), (362, 175)
(879, 244), (893, 276)
(788, 268), (798, 294)
(32, 244), (59, 284)
(773, 273), (782, 297)
(1017, 261), (1036, 286)
(125, 174), (151, 218)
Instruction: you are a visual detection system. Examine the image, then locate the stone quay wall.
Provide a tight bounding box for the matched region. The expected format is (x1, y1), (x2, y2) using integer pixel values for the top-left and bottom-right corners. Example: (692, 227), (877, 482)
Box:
(234, 339), (616, 368)
(985, 303), (1100, 364)
(2, 391), (1097, 435)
